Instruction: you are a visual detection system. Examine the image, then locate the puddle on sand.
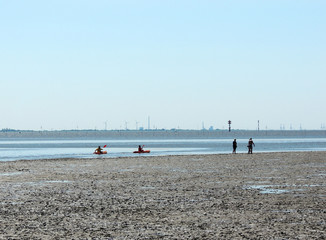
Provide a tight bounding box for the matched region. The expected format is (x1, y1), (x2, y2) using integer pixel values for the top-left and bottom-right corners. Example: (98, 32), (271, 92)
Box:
(44, 180), (72, 184)
(8, 180), (73, 187)
(260, 188), (290, 194)
(254, 176), (282, 180)
(140, 186), (156, 190)
(170, 168), (188, 173)
(271, 209), (296, 213)
(245, 185), (291, 194)
(118, 169), (134, 172)
(0, 172), (23, 176)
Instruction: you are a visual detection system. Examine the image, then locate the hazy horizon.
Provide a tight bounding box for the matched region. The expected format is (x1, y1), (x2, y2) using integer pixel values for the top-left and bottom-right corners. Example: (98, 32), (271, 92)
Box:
(2, 126), (326, 132)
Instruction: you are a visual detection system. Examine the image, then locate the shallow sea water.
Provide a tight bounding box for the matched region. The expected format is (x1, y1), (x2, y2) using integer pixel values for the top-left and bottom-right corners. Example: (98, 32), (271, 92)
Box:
(1, 137), (326, 161)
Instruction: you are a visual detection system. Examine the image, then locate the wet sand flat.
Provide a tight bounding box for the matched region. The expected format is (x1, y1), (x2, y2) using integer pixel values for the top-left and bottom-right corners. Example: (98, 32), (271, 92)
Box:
(0, 152), (325, 239)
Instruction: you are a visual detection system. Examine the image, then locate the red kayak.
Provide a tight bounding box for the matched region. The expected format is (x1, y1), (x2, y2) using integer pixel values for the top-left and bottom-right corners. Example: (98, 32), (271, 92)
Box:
(133, 150), (150, 154)
(93, 150), (107, 155)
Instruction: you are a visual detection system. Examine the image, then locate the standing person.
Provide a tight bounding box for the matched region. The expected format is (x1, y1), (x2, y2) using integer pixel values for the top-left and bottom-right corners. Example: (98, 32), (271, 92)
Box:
(232, 139), (237, 153)
(247, 138), (255, 154)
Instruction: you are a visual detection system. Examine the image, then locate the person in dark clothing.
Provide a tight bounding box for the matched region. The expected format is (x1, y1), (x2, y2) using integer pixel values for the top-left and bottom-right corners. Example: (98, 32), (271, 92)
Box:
(247, 138), (255, 154)
(232, 139), (237, 153)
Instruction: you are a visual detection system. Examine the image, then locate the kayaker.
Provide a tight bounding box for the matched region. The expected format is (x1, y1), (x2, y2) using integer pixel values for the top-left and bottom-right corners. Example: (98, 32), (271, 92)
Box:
(138, 145), (143, 152)
(96, 146), (103, 154)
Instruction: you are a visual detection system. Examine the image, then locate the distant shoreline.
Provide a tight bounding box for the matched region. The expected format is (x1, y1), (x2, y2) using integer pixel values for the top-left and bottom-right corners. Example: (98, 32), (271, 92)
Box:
(1, 129), (326, 139)
(4, 150), (326, 163)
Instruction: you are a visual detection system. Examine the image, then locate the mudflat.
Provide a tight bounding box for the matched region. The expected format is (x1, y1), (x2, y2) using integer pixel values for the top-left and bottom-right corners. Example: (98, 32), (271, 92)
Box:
(0, 152), (325, 239)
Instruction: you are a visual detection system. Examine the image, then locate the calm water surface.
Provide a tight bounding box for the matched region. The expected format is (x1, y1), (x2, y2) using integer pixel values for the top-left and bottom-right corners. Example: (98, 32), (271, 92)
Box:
(1, 137), (326, 161)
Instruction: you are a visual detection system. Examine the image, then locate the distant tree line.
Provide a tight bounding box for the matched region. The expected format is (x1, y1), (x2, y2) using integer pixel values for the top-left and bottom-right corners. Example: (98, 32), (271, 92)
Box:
(1, 128), (19, 132)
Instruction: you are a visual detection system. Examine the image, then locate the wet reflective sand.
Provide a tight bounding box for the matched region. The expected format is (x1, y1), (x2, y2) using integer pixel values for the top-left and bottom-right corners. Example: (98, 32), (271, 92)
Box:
(0, 152), (325, 239)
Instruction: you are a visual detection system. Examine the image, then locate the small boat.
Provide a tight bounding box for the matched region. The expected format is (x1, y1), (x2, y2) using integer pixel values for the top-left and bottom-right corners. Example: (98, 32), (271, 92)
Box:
(133, 150), (151, 154)
(93, 150), (107, 155)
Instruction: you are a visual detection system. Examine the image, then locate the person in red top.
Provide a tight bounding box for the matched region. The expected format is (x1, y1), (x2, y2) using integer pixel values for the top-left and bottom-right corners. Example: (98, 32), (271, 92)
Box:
(138, 145), (143, 152)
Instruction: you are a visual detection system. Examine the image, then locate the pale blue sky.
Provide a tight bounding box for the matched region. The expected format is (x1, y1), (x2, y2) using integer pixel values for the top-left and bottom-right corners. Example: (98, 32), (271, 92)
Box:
(1, 0), (325, 130)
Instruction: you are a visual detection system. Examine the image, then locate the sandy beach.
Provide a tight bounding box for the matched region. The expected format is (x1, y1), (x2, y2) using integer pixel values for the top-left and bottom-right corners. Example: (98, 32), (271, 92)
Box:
(0, 152), (325, 239)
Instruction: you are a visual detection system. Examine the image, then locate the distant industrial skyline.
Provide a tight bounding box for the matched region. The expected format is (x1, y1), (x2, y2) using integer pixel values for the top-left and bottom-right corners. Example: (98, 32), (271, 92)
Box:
(1, 118), (325, 131)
